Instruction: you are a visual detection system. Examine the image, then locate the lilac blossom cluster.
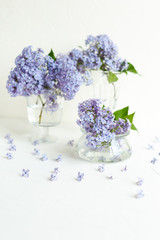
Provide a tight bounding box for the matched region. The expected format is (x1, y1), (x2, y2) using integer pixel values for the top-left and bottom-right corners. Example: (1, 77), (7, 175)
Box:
(53, 55), (84, 100)
(77, 99), (131, 150)
(69, 34), (129, 80)
(7, 46), (84, 112)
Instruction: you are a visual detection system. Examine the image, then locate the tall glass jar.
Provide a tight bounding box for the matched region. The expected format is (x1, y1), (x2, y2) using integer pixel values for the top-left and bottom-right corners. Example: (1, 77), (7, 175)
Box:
(76, 132), (132, 163)
(91, 70), (120, 110)
(27, 95), (63, 143)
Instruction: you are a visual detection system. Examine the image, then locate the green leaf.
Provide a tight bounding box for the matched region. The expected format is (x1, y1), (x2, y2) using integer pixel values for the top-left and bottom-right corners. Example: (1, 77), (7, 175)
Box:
(113, 106), (129, 120)
(123, 112), (138, 131)
(131, 123), (137, 131)
(127, 62), (138, 74)
(48, 49), (56, 61)
(124, 112), (135, 123)
(108, 71), (119, 83)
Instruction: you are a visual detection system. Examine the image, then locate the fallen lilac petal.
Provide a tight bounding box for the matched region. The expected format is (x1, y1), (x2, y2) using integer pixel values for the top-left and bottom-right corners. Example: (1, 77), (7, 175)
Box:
(56, 154), (62, 162)
(5, 134), (11, 140)
(108, 176), (113, 180)
(98, 164), (105, 172)
(41, 153), (48, 161)
(33, 148), (40, 155)
(53, 168), (59, 174)
(32, 140), (39, 146)
(22, 169), (30, 177)
(9, 144), (16, 151)
(136, 177), (144, 186)
(136, 190), (144, 198)
(67, 140), (74, 146)
(121, 165), (127, 172)
(6, 152), (13, 160)
(77, 172), (84, 182)
(147, 144), (154, 150)
(50, 174), (57, 181)
(151, 158), (158, 164)
(8, 138), (14, 144)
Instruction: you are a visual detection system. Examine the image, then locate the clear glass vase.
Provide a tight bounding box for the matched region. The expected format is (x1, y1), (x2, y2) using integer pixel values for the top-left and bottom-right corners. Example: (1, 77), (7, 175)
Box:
(92, 70), (119, 110)
(27, 95), (63, 143)
(76, 132), (132, 163)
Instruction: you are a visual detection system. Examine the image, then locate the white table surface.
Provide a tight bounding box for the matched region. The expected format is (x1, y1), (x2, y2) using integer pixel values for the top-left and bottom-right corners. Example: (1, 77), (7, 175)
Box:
(0, 117), (160, 240)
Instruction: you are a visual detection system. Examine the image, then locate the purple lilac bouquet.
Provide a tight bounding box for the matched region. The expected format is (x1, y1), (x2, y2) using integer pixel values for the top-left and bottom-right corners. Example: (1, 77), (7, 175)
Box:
(69, 34), (138, 85)
(77, 99), (135, 151)
(7, 46), (84, 123)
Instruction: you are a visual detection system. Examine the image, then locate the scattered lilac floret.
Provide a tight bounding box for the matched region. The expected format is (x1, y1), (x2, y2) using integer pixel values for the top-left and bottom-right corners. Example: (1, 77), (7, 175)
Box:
(33, 148), (40, 155)
(121, 165), (127, 172)
(67, 140), (74, 146)
(41, 153), (48, 161)
(6, 152), (13, 160)
(108, 176), (113, 180)
(136, 190), (144, 199)
(53, 168), (60, 174)
(22, 169), (30, 177)
(150, 158), (158, 164)
(56, 154), (62, 162)
(9, 144), (16, 151)
(5, 134), (11, 140)
(32, 140), (39, 146)
(98, 164), (105, 172)
(76, 172), (84, 182)
(147, 144), (154, 150)
(50, 174), (57, 181)
(8, 138), (14, 144)
(136, 177), (144, 186)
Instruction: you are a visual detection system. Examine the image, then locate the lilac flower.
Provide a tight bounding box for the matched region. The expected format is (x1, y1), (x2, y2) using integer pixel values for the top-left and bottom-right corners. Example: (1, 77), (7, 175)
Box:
(150, 158), (158, 164)
(22, 169), (30, 177)
(114, 118), (131, 135)
(108, 176), (113, 180)
(77, 99), (131, 151)
(53, 168), (60, 174)
(147, 144), (154, 150)
(53, 55), (84, 100)
(33, 148), (40, 155)
(9, 144), (16, 151)
(6, 46), (52, 97)
(40, 153), (48, 161)
(136, 190), (144, 199)
(98, 164), (105, 172)
(33, 139), (39, 146)
(76, 172), (84, 182)
(6, 152), (13, 160)
(84, 34), (128, 72)
(67, 139), (74, 146)
(5, 134), (11, 140)
(136, 177), (144, 186)
(121, 165), (127, 172)
(50, 174), (57, 181)
(56, 154), (62, 162)
(8, 138), (14, 144)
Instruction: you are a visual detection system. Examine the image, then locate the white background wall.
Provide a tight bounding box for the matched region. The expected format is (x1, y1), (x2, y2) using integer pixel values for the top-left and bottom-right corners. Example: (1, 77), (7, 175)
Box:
(0, 0), (160, 130)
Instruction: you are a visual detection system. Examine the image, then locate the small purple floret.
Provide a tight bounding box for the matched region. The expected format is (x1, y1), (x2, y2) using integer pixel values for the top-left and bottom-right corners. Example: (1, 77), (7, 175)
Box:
(22, 169), (30, 177)
(6, 152), (13, 160)
(77, 172), (84, 182)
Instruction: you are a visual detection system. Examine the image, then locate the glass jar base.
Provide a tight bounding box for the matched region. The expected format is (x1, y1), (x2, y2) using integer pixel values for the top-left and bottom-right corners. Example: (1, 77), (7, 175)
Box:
(76, 146), (132, 163)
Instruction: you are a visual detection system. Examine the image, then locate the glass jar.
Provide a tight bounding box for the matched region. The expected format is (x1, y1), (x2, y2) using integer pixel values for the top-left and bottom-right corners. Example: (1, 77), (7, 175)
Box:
(91, 70), (120, 110)
(27, 95), (63, 143)
(76, 132), (132, 163)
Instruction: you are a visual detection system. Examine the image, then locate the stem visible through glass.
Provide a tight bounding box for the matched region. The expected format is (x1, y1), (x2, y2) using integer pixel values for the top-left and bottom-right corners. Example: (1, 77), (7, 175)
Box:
(111, 82), (117, 108)
(38, 95), (46, 124)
